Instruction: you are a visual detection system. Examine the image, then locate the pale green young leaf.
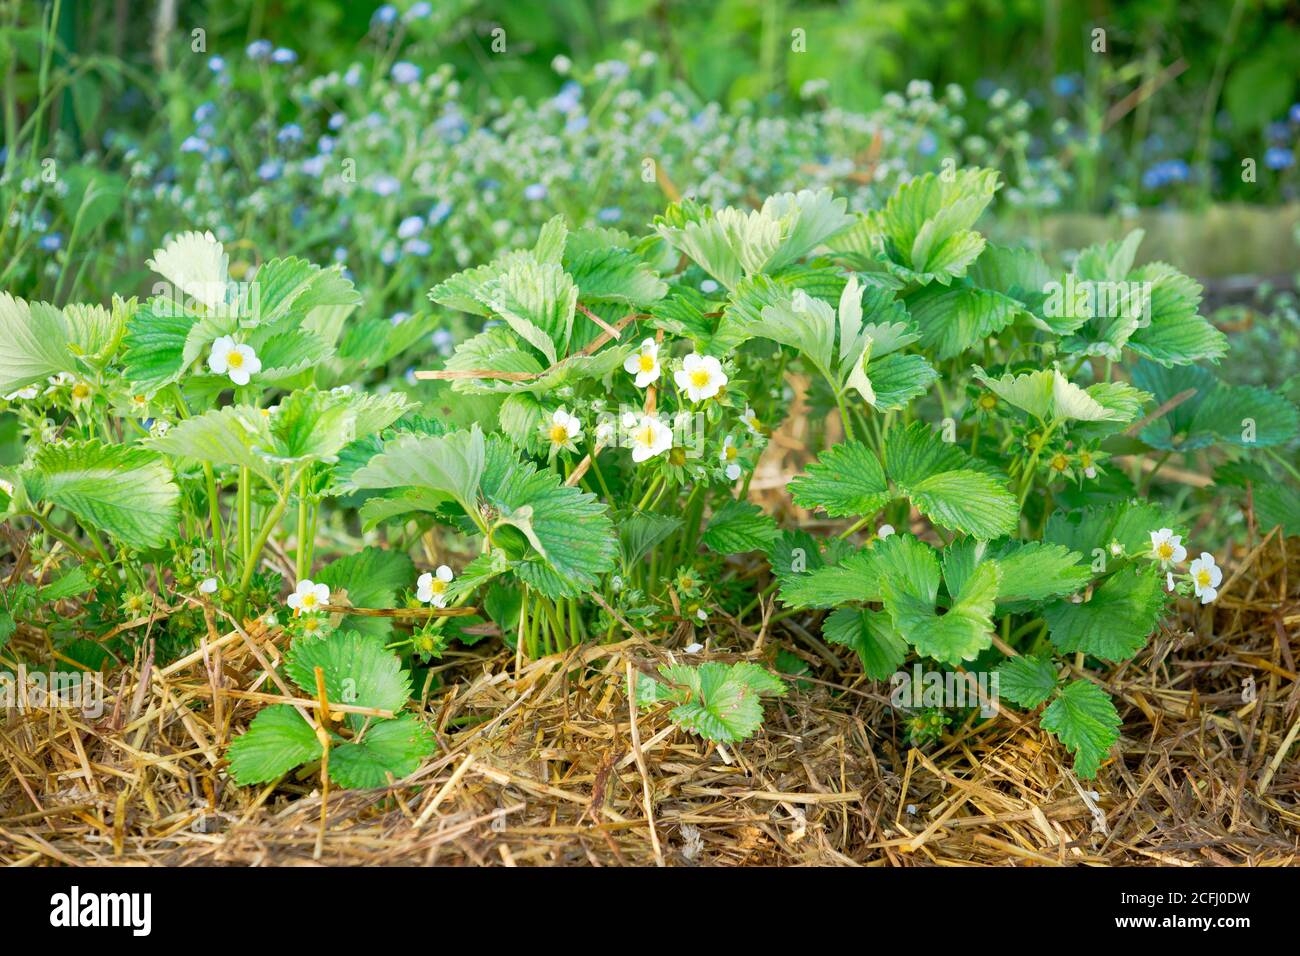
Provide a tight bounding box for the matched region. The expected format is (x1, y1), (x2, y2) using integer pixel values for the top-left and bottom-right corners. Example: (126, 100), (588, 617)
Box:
(1073, 230), (1145, 283)
(566, 247), (668, 306)
(352, 426), (486, 515)
(0, 294), (77, 394)
(531, 215), (568, 265)
(760, 188), (855, 269)
(27, 440), (180, 550)
(146, 405), (274, 480)
(483, 260), (578, 364)
(146, 230), (230, 310)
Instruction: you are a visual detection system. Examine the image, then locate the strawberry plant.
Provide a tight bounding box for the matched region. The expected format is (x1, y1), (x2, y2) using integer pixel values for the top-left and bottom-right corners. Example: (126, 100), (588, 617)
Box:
(227, 630), (435, 788)
(2, 168), (1295, 788)
(629, 172), (1296, 778)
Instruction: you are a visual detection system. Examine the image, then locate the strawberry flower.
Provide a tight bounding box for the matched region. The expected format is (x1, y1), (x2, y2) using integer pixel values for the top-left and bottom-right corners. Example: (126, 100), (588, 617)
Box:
(209, 336), (262, 386)
(628, 413), (673, 463)
(1149, 528), (1186, 567)
(417, 565), (454, 608)
(1188, 552), (1222, 605)
(542, 406), (583, 453)
(674, 353), (727, 403)
(623, 338), (661, 388)
(286, 578), (329, 615)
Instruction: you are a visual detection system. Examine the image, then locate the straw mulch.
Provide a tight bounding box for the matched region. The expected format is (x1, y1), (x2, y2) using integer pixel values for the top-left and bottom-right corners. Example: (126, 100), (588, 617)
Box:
(1, 520), (1297, 866)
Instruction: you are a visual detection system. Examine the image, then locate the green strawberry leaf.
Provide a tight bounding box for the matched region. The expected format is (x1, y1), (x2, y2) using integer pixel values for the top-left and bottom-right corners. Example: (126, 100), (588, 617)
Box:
(702, 499), (778, 554)
(227, 705), (322, 785)
(327, 715), (436, 789)
(996, 655), (1059, 708)
(1041, 679), (1121, 778)
(316, 547), (415, 639)
(1043, 565), (1166, 661)
(26, 440), (179, 550)
(823, 607), (908, 680)
(789, 440), (891, 518)
(285, 630), (413, 715)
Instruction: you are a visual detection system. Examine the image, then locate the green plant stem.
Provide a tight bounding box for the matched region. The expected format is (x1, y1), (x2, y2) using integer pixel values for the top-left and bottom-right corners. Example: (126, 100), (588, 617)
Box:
(635, 473), (665, 512)
(236, 474), (293, 617)
(740, 580), (779, 619)
(200, 463), (226, 576)
(1140, 450), (1173, 495)
(588, 449), (615, 502)
(295, 471), (309, 581)
(24, 511), (92, 561)
(1265, 447), (1300, 485)
(1017, 421), (1057, 508)
(677, 483), (707, 563)
(835, 390), (856, 443)
(239, 466), (252, 564)
(838, 514), (874, 539)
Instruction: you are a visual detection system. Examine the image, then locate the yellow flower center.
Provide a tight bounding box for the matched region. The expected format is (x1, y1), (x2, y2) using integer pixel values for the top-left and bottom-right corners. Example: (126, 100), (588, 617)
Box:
(1050, 454), (1068, 471)
(72, 383), (91, 399)
(979, 394), (997, 410)
(227, 350), (244, 369)
(725, 445), (738, 461)
(1079, 451), (1093, 468)
(430, 579), (447, 594)
(635, 425), (656, 447)
(301, 592), (317, 608)
(549, 423), (569, 444)
(1156, 542), (1173, 560)
(638, 353), (656, 372)
(689, 368), (711, 388)
(1196, 569), (1211, 587)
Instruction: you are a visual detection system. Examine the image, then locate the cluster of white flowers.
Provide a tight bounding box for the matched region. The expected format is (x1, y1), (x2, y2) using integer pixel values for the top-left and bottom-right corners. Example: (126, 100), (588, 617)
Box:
(1149, 528), (1222, 605)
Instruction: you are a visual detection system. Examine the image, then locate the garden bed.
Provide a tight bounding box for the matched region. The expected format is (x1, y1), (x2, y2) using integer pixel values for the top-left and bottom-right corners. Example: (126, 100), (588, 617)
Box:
(3, 524), (1294, 868)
